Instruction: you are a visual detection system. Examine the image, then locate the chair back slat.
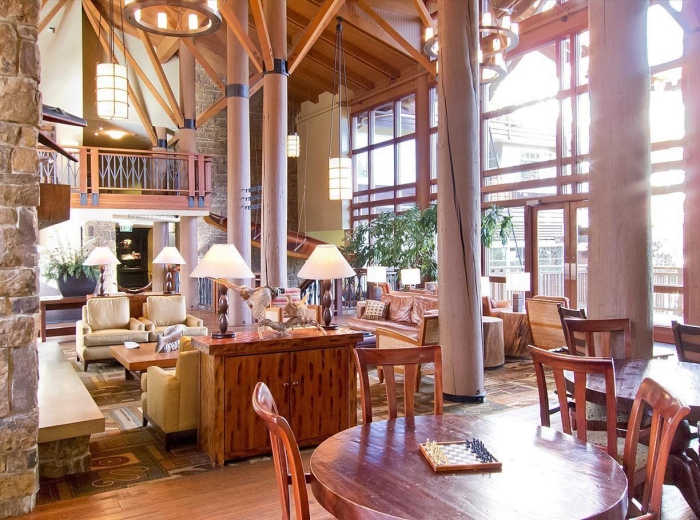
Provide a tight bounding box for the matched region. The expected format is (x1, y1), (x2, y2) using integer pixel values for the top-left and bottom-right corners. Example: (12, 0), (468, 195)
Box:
(526, 298), (567, 350)
(354, 345), (443, 423)
(563, 318), (632, 358)
(622, 377), (690, 517)
(672, 321), (700, 363)
(252, 382), (309, 520)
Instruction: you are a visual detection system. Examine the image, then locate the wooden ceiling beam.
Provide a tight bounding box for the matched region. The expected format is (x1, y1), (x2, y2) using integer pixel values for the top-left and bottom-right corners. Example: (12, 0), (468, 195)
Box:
(157, 37), (180, 63)
(353, 0), (436, 75)
(181, 38), (226, 93)
(196, 96), (226, 128)
(249, 0), (274, 71)
(137, 29), (184, 127)
(411, 0), (434, 28)
(288, 0), (347, 75)
(127, 84), (158, 146)
(39, 0), (69, 34)
(220, 0), (264, 73)
(338, 3), (413, 58)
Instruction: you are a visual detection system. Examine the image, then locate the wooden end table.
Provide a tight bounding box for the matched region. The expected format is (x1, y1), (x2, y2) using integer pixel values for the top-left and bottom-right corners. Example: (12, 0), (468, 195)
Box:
(109, 342), (179, 380)
(498, 309), (533, 357)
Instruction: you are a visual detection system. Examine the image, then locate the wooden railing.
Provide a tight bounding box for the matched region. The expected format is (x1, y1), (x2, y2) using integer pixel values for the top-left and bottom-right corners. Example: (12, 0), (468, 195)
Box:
(38, 146), (213, 211)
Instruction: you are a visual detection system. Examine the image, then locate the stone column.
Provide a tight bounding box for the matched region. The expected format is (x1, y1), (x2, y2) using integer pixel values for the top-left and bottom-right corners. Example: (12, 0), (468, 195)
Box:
(0, 0), (41, 515)
(151, 127), (169, 293)
(261, 0), (287, 287)
(227, 2), (252, 325)
(177, 42), (198, 305)
(436, 0), (484, 401)
(588, 0), (652, 358)
(683, 4), (700, 324)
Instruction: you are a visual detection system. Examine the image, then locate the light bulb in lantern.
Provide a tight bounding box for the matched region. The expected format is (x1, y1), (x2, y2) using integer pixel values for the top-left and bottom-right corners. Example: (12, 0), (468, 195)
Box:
(135, 8), (141, 21)
(207, 0), (218, 11)
(478, 49), (484, 63)
(157, 12), (167, 29)
(511, 22), (519, 35)
(482, 13), (492, 26)
(501, 15), (511, 30)
(189, 13), (198, 30)
(424, 26), (434, 42)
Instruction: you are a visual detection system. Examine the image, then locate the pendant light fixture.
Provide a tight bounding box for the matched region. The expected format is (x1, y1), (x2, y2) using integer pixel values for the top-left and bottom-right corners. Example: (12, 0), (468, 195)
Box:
(287, 72), (300, 158)
(123, 0), (221, 38)
(96, 0), (129, 120)
(328, 17), (352, 201)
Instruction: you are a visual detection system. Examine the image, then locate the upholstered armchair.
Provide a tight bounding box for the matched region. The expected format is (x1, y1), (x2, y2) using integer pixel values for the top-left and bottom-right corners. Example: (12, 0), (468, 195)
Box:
(139, 295), (208, 341)
(141, 337), (199, 450)
(76, 296), (149, 371)
(264, 288), (322, 323)
(482, 296), (512, 317)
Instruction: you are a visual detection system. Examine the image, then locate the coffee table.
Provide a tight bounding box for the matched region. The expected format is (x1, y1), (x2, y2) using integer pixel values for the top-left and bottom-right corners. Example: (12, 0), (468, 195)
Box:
(110, 342), (179, 380)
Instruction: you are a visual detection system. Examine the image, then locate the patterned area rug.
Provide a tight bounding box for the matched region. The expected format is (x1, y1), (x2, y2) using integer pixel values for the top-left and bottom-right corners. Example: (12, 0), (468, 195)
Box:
(39, 342), (543, 506)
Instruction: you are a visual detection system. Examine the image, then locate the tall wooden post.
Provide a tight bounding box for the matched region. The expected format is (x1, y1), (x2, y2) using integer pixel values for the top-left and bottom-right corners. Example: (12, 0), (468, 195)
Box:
(227, 1), (253, 325)
(416, 74), (431, 210)
(436, 0), (484, 401)
(588, 1), (652, 358)
(683, 3), (700, 325)
(177, 41), (198, 305)
(261, 0), (288, 287)
(152, 126), (169, 293)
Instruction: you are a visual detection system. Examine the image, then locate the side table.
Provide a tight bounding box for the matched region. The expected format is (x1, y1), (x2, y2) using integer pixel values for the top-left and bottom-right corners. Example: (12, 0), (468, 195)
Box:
(498, 309), (533, 358)
(482, 316), (505, 367)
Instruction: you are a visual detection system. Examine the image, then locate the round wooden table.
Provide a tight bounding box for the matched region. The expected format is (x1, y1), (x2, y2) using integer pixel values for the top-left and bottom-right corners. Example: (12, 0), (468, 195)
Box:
(310, 415), (628, 519)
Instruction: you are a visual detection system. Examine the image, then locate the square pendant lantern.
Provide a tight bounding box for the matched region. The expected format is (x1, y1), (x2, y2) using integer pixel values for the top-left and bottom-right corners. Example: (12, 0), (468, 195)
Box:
(287, 133), (300, 158)
(328, 157), (352, 200)
(96, 63), (128, 120)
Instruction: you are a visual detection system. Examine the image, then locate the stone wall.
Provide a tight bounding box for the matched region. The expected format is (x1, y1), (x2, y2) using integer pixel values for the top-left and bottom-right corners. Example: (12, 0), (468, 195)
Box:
(0, 0), (41, 516)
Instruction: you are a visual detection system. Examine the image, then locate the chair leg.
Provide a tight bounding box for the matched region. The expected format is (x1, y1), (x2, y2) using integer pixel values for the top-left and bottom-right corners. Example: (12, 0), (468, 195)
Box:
(142, 416), (148, 427)
(83, 360), (89, 372)
(378, 366), (384, 383)
(415, 367), (422, 393)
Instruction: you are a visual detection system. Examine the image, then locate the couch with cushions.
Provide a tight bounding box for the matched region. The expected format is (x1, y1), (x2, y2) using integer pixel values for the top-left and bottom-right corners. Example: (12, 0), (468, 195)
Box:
(347, 292), (438, 340)
(139, 295), (208, 341)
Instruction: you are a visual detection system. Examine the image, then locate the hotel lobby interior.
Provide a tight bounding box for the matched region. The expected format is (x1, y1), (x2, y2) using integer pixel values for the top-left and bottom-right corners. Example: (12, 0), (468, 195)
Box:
(1, 0), (699, 517)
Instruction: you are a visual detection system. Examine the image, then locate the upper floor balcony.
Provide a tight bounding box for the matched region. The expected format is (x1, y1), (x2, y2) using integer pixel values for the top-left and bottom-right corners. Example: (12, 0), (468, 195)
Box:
(39, 146), (213, 212)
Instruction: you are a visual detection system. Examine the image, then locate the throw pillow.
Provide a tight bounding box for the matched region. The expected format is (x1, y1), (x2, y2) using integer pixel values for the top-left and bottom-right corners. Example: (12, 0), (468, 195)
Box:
(411, 295), (439, 324)
(363, 300), (388, 321)
(381, 294), (414, 323)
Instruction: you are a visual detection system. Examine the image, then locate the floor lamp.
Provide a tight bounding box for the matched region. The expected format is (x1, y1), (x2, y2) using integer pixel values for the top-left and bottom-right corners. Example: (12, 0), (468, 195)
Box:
(83, 247), (121, 297)
(298, 245), (356, 329)
(153, 246), (186, 294)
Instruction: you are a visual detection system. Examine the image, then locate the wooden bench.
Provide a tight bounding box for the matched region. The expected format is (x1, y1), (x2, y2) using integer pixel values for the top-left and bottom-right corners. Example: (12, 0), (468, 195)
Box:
(38, 342), (105, 478)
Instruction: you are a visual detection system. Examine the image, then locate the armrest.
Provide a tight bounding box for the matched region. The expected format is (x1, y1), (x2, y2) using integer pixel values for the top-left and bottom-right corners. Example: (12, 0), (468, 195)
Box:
(185, 314), (203, 327)
(265, 307), (283, 322)
(147, 366), (181, 432)
(138, 317), (155, 331)
(495, 300), (512, 309)
(129, 317), (145, 331)
(76, 320), (91, 335)
(376, 327), (419, 348)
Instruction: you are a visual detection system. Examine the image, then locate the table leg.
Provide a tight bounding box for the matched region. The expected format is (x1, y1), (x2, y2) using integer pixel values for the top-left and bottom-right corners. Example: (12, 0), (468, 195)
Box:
(125, 368), (134, 380)
(40, 306), (47, 342)
(666, 451), (700, 517)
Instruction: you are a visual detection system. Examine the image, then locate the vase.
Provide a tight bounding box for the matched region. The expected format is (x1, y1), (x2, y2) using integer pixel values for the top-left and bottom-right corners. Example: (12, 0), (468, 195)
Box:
(58, 273), (97, 297)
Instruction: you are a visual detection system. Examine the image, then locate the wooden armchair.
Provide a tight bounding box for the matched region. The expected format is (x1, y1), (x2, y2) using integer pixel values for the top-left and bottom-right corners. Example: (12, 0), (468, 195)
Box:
(525, 298), (567, 350)
(562, 317), (632, 358)
(375, 314), (439, 392)
(557, 306), (587, 355)
(672, 321), (700, 363)
(354, 345), (443, 424)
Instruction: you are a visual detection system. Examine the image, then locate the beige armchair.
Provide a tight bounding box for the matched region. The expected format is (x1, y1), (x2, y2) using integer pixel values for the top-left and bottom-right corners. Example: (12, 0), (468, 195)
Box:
(141, 337), (200, 450)
(139, 295), (208, 341)
(76, 296), (149, 371)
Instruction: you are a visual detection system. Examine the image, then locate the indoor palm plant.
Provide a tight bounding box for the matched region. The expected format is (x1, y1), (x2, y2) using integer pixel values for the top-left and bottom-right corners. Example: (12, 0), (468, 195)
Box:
(42, 240), (99, 297)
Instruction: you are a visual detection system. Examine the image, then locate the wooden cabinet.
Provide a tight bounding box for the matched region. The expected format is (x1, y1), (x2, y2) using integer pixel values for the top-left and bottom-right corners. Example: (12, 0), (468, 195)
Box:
(193, 328), (363, 467)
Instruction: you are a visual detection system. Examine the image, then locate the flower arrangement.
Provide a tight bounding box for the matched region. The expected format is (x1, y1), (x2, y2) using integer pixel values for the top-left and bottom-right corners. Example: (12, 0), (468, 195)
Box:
(42, 239), (99, 283)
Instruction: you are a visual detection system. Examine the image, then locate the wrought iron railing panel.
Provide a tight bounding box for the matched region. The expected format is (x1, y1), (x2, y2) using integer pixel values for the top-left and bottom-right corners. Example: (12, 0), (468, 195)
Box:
(38, 150), (80, 186)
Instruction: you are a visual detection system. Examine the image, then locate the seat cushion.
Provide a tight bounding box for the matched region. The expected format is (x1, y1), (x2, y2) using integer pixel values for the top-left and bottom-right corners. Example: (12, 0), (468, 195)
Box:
(87, 297), (131, 330)
(381, 294), (414, 323)
(84, 329), (149, 347)
(411, 295), (439, 324)
(147, 295), (187, 327)
(585, 430), (649, 470)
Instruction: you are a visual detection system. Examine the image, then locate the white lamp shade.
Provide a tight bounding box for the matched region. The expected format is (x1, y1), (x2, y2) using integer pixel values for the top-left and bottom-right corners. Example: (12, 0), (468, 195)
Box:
(287, 133), (300, 158)
(400, 268), (421, 286)
(83, 246), (120, 266)
(297, 245), (356, 280)
(366, 266), (387, 284)
(96, 62), (128, 120)
(153, 246), (186, 265)
(328, 157), (352, 200)
(506, 272), (531, 292)
(481, 276), (491, 297)
(189, 244), (254, 279)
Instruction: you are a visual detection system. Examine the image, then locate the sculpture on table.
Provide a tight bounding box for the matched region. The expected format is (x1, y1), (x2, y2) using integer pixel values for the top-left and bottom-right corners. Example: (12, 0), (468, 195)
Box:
(155, 324), (185, 353)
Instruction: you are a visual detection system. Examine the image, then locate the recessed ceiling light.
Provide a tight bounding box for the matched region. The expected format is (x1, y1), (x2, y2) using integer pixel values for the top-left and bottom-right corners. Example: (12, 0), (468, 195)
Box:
(105, 130), (128, 140)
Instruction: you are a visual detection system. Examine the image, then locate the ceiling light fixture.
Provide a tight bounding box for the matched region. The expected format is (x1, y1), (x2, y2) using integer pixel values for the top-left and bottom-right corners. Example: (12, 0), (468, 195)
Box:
(328, 17), (352, 201)
(123, 0), (221, 38)
(104, 129), (128, 139)
(96, 0), (129, 120)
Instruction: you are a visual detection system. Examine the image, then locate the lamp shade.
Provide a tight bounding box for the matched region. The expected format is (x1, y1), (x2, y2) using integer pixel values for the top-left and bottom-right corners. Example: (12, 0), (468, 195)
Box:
(83, 247), (120, 266)
(153, 246), (186, 265)
(400, 268), (421, 286)
(297, 245), (356, 280)
(96, 63), (128, 120)
(287, 133), (300, 158)
(506, 272), (531, 292)
(328, 157), (352, 200)
(188, 244), (254, 279)
(481, 276), (491, 297)
(366, 266), (387, 284)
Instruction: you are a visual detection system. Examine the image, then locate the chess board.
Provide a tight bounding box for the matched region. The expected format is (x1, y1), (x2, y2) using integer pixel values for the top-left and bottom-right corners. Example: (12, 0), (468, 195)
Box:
(419, 441), (502, 472)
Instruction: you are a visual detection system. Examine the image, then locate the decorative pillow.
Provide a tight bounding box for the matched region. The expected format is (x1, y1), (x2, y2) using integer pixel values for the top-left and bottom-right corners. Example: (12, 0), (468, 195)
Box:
(381, 294), (414, 323)
(411, 295), (439, 324)
(363, 300), (388, 321)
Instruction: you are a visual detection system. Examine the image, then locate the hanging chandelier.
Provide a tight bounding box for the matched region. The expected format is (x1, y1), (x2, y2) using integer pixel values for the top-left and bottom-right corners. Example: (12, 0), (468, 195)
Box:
(328, 17), (352, 201)
(423, 9), (519, 84)
(123, 0), (222, 37)
(287, 74), (300, 158)
(96, 0), (128, 120)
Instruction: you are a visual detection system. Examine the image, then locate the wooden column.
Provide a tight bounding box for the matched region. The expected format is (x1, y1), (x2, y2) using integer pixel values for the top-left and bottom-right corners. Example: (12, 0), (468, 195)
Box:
(152, 126), (169, 293)
(227, 1), (253, 325)
(436, 0), (484, 401)
(588, 0), (652, 358)
(416, 74), (431, 210)
(261, 0), (287, 287)
(683, 4), (700, 325)
(177, 41), (198, 305)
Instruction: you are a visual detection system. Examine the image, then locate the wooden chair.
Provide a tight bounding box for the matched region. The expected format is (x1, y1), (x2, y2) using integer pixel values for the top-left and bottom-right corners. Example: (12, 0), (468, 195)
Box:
(252, 382), (311, 520)
(672, 321), (700, 363)
(376, 314), (439, 392)
(562, 317), (632, 359)
(525, 298), (567, 350)
(557, 306), (587, 355)
(354, 345), (443, 424)
(622, 377), (690, 518)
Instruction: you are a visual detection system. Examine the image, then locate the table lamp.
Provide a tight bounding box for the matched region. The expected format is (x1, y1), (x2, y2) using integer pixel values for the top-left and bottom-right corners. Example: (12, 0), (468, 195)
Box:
(153, 246), (186, 294)
(481, 276), (491, 298)
(400, 268), (421, 291)
(83, 247), (121, 297)
(189, 244), (254, 339)
(366, 266), (387, 300)
(298, 244), (356, 329)
(506, 272), (531, 312)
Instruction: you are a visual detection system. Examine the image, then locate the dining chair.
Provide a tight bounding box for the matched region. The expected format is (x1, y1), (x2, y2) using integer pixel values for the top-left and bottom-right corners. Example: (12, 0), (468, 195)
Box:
(525, 298), (567, 350)
(622, 377), (690, 518)
(672, 321), (700, 363)
(252, 382), (311, 520)
(557, 306), (587, 355)
(562, 317), (632, 359)
(354, 345), (443, 424)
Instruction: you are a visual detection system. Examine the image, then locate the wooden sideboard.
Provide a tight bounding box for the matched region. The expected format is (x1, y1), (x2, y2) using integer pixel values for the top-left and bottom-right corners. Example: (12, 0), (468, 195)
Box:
(192, 327), (364, 467)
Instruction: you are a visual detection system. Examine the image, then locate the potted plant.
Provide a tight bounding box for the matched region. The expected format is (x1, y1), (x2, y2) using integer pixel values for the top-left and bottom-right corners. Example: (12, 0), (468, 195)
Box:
(481, 204), (514, 249)
(42, 240), (99, 297)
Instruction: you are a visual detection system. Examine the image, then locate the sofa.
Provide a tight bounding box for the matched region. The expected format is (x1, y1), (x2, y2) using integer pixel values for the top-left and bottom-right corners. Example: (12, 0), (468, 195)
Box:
(139, 295), (208, 341)
(347, 292), (438, 340)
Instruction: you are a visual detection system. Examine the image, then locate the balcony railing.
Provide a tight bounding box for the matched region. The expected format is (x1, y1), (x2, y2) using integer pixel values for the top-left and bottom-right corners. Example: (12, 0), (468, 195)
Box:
(39, 146), (213, 211)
